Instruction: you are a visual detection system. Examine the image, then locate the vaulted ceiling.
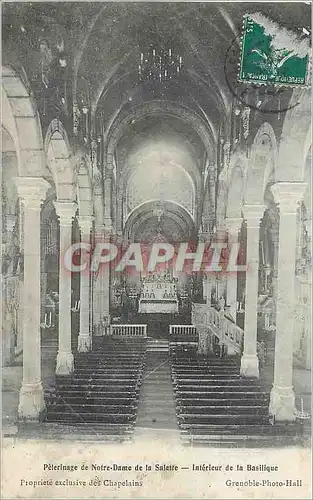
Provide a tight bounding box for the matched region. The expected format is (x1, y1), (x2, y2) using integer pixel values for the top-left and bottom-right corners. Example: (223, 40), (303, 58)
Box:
(3, 2), (310, 136)
(2, 2), (311, 234)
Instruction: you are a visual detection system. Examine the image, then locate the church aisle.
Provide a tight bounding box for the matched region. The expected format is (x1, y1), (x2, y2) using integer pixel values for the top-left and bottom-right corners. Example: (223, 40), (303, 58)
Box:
(135, 342), (178, 432)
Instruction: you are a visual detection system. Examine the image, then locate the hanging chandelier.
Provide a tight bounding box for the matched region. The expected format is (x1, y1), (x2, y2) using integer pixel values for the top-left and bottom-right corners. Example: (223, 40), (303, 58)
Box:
(138, 46), (183, 83)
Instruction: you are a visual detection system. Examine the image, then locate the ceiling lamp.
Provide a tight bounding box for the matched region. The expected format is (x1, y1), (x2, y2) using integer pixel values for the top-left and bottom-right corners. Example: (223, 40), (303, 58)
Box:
(138, 46), (183, 83)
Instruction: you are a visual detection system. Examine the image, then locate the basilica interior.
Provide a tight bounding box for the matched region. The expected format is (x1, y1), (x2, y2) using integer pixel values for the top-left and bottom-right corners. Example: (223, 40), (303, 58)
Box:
(2, 2), (312, 446)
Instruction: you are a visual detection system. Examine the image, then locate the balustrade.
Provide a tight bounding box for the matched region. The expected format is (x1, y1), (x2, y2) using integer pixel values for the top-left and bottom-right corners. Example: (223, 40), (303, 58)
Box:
(109, 324), (147, 337)
(192, 303), (243, 356)
(169, 325), (197, 336)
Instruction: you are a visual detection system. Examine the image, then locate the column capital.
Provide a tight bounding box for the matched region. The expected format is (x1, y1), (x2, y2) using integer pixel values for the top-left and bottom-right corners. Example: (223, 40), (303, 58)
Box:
(243, 204), (264, 226)
(54, 201), (78, 226)
(78, 215), (94, 234)
(271, 182), (307, 213)
(225, 217), (243, 235)
(14, 177), (50, 209)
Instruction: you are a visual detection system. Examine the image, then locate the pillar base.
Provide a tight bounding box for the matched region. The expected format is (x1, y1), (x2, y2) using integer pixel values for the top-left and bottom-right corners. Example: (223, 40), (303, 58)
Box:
(269, 385), (296, 422)
(78, 334), (92, 352)
(18, 382), (46, 421)
(56, 351), (74, 376)
(240, 353), (259, 378)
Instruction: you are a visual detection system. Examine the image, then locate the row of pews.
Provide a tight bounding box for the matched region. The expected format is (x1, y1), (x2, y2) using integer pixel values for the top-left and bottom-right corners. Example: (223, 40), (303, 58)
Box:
(45, 336), (147, 442)
(171, 351), (303, 447)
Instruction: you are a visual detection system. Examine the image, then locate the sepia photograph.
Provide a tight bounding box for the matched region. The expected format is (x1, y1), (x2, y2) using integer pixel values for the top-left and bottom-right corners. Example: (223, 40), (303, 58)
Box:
(1, 1), (312, 498)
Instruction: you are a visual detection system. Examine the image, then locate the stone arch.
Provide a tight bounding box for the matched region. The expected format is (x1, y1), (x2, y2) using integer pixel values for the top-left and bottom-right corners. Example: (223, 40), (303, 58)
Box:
(76, 155), (93, 217)
(45, 119), (76, 202)
(105, 100), (216, 169)
(123, 200), (195, 243)
(246, 123), (277, 205)
(2, 66), (45, 176)
(227, 156), (246, 218)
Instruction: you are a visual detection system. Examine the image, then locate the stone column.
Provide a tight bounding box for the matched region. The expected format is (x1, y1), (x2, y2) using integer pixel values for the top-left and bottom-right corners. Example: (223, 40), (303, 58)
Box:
(104, 174), (113, 230)
(205, 275), (213, 306)
(303, 217), (312, 370)
(240, 205), (264, 378)
(14, 177), (49, 420)
(225, 217), (242, 320)
(116, 187), (123, 237)
(54, 201), (77, 374)
(269, 183), (307, 421)
(3, 215), (17, 365)
(93, 225), (110, 333)
(5, 214), (17, 239)
(269, 227), (279, 301)
(101, 262), (110, 325)
(78, 215), (93, 352)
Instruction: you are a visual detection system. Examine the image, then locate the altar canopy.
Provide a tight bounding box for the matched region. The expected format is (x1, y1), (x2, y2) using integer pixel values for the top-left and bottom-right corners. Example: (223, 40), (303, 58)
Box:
(138, 271), (179, 313)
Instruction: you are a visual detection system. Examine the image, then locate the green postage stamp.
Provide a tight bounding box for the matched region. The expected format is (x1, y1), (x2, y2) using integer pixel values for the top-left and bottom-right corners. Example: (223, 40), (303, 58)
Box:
(239, 13), (310, 86)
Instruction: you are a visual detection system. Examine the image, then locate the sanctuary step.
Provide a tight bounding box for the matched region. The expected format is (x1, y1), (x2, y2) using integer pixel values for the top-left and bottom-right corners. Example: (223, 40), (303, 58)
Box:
(43, 336), (147, 441)
(147, 338), (169, 352)
(136, 351), (178, 430)
(171, 352), (307, 447)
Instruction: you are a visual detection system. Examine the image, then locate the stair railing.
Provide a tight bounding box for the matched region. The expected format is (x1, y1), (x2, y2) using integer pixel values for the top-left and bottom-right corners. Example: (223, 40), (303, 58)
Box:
(207, 306), (243, 355)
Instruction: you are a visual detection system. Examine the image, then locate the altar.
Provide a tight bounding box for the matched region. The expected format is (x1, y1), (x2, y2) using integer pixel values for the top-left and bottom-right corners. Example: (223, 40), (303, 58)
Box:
(138, 272), (179, 314)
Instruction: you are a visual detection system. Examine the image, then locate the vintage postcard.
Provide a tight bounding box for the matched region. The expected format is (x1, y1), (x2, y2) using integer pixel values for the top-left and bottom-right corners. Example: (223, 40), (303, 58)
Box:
(1, 1), (312, 499)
